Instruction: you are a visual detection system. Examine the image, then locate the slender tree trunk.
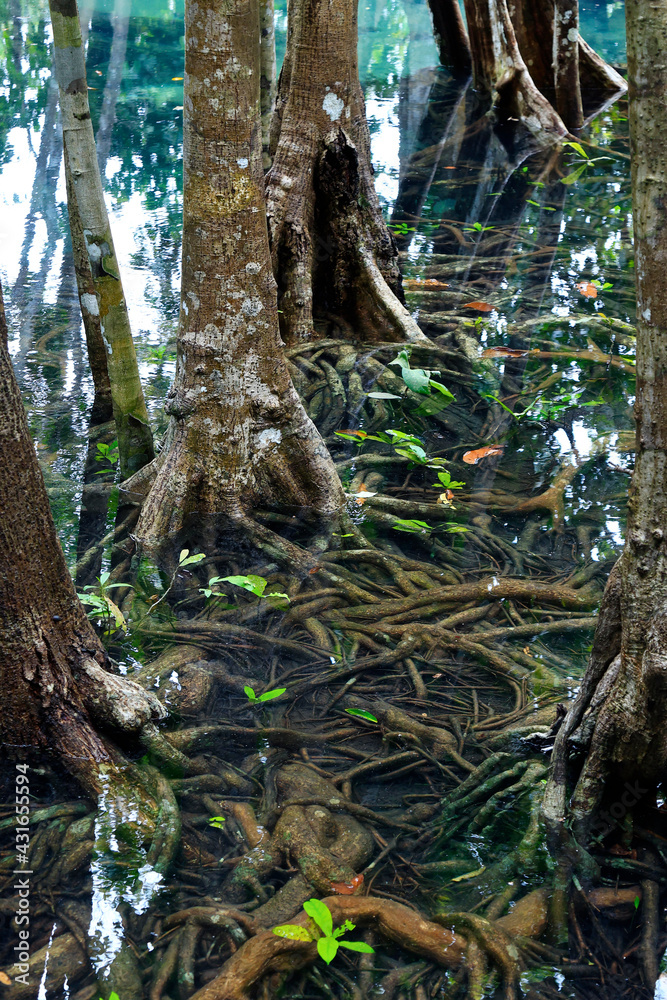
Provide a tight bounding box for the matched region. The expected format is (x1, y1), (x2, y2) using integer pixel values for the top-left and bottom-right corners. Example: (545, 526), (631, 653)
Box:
(543, 0), (667, 855)
(134, 0), (343, 560)
(426, 0), (472, 77)
(49, 0), (154, 478)
(552, 0), (583, 129)
(65, 145), (114, 423)
(0, 280), (164, 792)
(266, 0), (429, 346)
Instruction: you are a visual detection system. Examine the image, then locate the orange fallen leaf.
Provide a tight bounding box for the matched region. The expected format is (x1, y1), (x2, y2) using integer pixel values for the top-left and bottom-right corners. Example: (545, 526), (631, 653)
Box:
(576, 281), (598, 299)
(437, 491), (455, 506)
(331, 874), (364, 894)
(404, 278), (449, 290)
(463, 301), (495, 312)
(0, 972), (10, 985)
(482, 346), (531, 358)
(462, 445), (504, 464)
(348, 483), (378, 505)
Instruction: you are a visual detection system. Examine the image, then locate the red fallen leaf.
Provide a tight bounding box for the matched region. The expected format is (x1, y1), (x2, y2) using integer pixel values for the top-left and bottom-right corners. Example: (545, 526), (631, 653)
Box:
(339, 429), (366, 437)
(463, 301), (495, 312)
(576, 281), (598, 299)
(331, 874), (364, 894)
(404, 278), (449, 290)
(482, 346), (531, 358)
(608, 844), (636, 858)
(462, 445), (504, 465)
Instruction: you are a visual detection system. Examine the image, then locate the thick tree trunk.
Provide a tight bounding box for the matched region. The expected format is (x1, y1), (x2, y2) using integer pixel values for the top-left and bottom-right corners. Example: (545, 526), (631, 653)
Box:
(49, 0), (154, 478)
(426, 0), (472, 77)
(0, 281), (164, 793)
(462, 0), (568, 142)
(266, 0), (429, 346)
(134, 0), (343, 560)
(543, 0), (667, 846)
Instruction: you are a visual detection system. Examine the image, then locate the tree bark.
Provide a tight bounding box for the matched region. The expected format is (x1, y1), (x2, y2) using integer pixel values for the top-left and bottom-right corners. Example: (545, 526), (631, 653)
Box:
(133, 0), (343, 560)
(49, 0), (154, 478)
(553, 0), (583, 129)
(0, 280), (164, 793)
(543, 0), (667, 844)
(266, 0), (429, 346)
(426, 0), (472, 77)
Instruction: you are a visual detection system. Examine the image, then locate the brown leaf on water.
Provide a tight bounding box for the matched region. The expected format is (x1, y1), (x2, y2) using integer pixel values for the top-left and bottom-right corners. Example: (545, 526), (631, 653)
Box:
(482, 346), (531, 358)
(463, 301), (495, 312)
(404, 278), (449, 290)
(576, 281), (598, 299)
(462, 445), (504, 465)
(331, 874), (364, 894)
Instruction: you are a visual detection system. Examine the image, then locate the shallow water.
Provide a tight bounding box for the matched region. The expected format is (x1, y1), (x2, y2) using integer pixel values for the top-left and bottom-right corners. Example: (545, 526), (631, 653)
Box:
(0, 1), (648, 998)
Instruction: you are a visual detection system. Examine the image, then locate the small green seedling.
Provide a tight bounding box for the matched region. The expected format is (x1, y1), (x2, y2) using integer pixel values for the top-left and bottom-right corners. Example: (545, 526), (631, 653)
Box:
(78, 572), (130, 631)
(345, 708), (378, 723)
(388, 221), (415, 236)
(208, 816), (226, 829)
(244, 685), (286, 705)
(99, 993), (120, 1000)
(95, 440), (119, 473)
(463, 221), (494, 233)
(273, 898), (374, 965)
(432, 470), (465, 491)
(389, 349), (455, 403)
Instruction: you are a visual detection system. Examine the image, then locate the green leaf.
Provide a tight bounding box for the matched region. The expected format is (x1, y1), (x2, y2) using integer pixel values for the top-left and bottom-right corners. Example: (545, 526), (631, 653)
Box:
(386, 430), (423, 445)
(208, 816), (225, 828)
(335, 431), (367, 443)
(221, 574), (268, 597)
(366, 391), (401, 399)
(400, 366), (431, 394)
(258, 687), (287, 703)
(317, 936), (339, 965)
(428, 379), (455, 400)
(563, 140), (589, 159)
(345, 708), (378, 723)
(560, 164), (587, 186)
(244, 685), (257, 703)
(388, 349), (411, 370)
(273, 924), (314, 942)
(338, 941), (375, 954)
(304, 899), (333, 938)
(180, 552), (206, 567)
(446, 525), (468, 533)
(392, 518), (432, 534)
(333, 919), (356, 938)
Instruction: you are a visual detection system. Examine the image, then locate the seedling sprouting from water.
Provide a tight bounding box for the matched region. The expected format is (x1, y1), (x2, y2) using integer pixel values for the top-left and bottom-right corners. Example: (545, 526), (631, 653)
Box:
(208, 815), (226, 829)
(244, 685), (286, 705)
(273, 898), (374, 965)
